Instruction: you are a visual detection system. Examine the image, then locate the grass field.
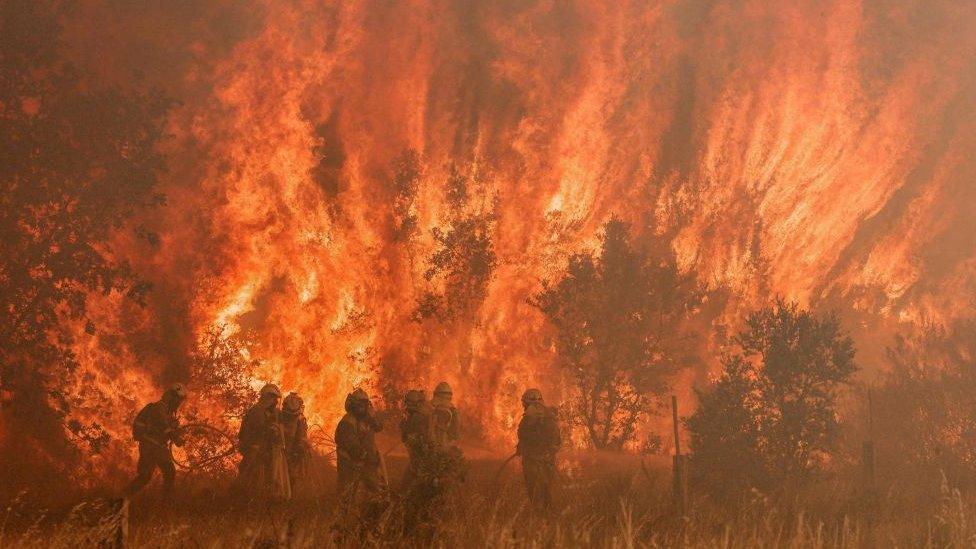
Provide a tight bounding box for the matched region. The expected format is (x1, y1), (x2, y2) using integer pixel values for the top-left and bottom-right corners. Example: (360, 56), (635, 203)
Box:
(2, 452), (972, 548)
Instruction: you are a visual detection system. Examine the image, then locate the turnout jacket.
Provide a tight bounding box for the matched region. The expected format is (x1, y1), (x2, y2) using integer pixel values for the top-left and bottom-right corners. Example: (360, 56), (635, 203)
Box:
(431, 397), (460, 449)
(132, 401), (181, 448)
(335, 412), (382, 469)
(517, 404), (561, 460)
(239, 403), (284, 454)
(280, 411), (310, 459)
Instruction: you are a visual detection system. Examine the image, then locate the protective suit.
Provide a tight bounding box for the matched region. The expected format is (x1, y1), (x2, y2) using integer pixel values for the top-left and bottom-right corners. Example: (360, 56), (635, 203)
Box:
(430, 382), (460, 451)
(334, 389), (383, 498)
(516, 388), (561, 511)
(281, 392), (311, 492)
(399, 387), (460, 535)
(124, 384), (186, 497)
(238, 383), (291, 501)
(400, 389), (434, 483)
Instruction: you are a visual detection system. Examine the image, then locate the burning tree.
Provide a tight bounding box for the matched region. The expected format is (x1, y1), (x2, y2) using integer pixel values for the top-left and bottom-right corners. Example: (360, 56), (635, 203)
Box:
(0, 2), (168, 490)
(174, 326), (260, 474)
(389, 149), (423, 242)
(872, 320), (976, 489)
(687, 300), (856, 500)
(186, 326), (260, 422)
(415, 165), (498, 322)
(533, 217), (700, 450)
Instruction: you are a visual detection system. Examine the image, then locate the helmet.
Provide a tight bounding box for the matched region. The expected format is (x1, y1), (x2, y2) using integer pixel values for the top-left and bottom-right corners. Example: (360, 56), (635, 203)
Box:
(260, 383), (282, 399)
(521, 388), (543, 406)
(283, 392), (303, 414)
(404, 390), (425, 405)
(164, 383), (187, 402)
(434, 381), (452, 396)
(344, 388), (370, 412)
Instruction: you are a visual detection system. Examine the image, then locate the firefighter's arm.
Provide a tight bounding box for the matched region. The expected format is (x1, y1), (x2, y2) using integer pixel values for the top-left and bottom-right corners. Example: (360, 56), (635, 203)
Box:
(297, 417), (310, 452)
(167, 414), (185, 446)
(364, 403), (383, 433)
(545, 410), (561, 451)
(515, 418), (526, 456)
(421, 414), (433, 445)
(169, 428), (185, 447)
(335, 419), (364, 459)
(238, 412), (257, 454)
(449, 408), (461, 441)
(267, 420), (285, 446)
(132, 416), (149, 443)
(399, 419), (410, 444)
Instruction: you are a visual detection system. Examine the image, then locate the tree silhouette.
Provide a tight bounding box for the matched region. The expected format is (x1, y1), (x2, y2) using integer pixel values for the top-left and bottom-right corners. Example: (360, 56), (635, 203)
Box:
(534, 217), (700, 449)
(0, 1), (168, 488)
(389, 149), (422, 242)
(415, 165), (497, 322)
(687, 300), (856, 500)
(873, 320), (976, 487)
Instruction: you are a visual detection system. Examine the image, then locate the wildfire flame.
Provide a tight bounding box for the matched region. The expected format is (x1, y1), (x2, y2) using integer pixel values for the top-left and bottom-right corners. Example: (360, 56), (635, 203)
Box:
(50, 0), (976, 478)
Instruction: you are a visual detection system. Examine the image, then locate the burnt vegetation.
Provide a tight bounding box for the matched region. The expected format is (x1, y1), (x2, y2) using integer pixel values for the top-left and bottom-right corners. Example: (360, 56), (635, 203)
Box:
(870, 320), (976, 503)
(687, 300), (857, 501)
(533, 217), (700, 450)
(389, 149), (422, 242)
(414, 165), (498, 322)
(0, 1), (169, 491)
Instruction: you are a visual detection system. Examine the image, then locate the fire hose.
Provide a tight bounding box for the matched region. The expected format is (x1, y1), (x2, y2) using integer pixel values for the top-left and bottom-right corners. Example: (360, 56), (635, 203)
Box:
(170, 423), (238, 472)
(171, 422), (339, 472)
(489, 452), (518, 489)
(307, 424), (337, 460)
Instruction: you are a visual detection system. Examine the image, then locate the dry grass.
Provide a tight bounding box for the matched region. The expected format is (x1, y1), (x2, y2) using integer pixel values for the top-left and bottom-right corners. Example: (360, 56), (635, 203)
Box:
(2, 453), (971, 548)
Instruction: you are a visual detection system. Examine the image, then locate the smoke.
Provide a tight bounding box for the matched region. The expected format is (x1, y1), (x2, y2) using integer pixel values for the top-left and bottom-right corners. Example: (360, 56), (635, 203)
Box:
(43, 0), (976, 475)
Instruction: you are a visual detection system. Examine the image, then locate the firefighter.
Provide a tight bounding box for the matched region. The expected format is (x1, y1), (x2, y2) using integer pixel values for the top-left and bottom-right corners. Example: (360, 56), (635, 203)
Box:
(430, 381), (465, 488)
(430, 381), (460, 451)
(281, 392), (311, 492)
(516, 388), (561, 511)
(400, 387), (461, 535)
(334, 389), (383, 498)
(400, 389), (433, 484)
(124, 383), (186, 498)
(238, 383), (291, 500)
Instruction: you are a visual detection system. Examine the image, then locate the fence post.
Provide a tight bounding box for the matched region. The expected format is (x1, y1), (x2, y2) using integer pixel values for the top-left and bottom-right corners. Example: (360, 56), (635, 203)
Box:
(861, 389), (879, 521)
(862, 389), (875, 485)
(672, 395), (689, 515)
(112, 497), (129, 548)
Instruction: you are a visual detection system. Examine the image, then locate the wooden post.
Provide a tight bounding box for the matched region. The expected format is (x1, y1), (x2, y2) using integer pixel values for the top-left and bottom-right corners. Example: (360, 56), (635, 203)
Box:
(861, 389), (875, 485)
(672, 395), (688, 515)
(672, 395), (681, 458)
(112, 497), (129, 548)
(861, 388), (879, 521)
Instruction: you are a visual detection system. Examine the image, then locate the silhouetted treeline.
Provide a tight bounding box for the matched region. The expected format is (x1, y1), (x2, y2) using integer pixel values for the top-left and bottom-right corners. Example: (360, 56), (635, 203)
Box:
(0, 1), (169, 494)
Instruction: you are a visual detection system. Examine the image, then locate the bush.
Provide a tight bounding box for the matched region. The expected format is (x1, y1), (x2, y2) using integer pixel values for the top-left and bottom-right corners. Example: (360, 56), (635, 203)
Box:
(688, 300), (856, 501)
(534, 217), (700, 449)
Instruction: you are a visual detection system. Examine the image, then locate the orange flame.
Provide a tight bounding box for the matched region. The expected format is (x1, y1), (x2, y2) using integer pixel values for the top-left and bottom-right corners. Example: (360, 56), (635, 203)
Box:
(54, 0), (976, 474)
